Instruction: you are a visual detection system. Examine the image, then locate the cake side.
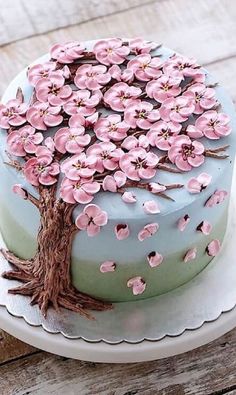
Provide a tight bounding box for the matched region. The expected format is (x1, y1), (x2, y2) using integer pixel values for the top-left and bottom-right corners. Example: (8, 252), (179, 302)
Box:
(0, 38), (235, 314)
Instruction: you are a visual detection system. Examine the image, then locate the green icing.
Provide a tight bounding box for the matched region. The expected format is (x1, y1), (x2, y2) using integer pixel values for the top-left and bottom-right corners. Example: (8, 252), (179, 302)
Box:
(0, 201), (228, 302)
(0, 203), (37, 259)
(71, 213), (228, 301)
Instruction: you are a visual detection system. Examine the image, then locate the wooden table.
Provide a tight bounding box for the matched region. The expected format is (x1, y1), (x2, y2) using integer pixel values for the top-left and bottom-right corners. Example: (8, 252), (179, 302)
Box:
(0, 0), (236, 393)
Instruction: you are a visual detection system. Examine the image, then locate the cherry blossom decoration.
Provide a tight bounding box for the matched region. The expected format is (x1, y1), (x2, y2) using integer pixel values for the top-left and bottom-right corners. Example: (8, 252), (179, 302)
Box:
(143, 200), (160, 214)
(138, 223), (159, 241)
(127, 276), (146, 295)
(205, 190), (228, 207)
(177, 215), (190, 231)
(75, 204), (108, 236)
(206, 240), (221, 256)
(100, 261), (116, 273)
(147, 251), (163, 267)
(168, 136), (205, 171)
(0, 37), (232, 241)
(186, 173), (212, 194)
(93, 38), (130, 66)
(184, 248), (197, 263)
(197, 221), (212, 235)
(114, 224), (130, 240)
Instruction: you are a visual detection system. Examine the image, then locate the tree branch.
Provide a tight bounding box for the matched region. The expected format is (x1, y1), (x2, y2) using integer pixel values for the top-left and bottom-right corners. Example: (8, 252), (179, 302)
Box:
(25, 191), (40, 208)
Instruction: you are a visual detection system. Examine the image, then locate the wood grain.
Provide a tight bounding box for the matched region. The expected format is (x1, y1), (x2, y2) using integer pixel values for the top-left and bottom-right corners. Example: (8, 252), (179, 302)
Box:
(0, 329), (36, 364)
(1, 328), (236, 395)
(0, 0), (151, 46)
(1, 0), (236, 97)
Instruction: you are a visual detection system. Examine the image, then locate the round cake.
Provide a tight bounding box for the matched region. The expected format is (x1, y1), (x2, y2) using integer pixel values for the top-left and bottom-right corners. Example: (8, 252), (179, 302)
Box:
(0, 38), (235, 317)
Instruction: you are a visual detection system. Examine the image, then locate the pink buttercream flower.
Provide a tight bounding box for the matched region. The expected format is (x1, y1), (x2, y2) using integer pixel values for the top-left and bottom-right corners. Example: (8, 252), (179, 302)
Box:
(114, 224), (130, 240)
(207, 239), (221, 256)
(61, 153), (96, 180)
(63, 90), (101, 116)
(27, 62), (57, 87)
(160, 96), (195, 123)
(197, 221), (212, 235)
(205, 190), (228, 207)
(121, 135), (149, 151)
(146, 75), (181, 103)
(138, 223), (159, 241)
(127, 276), (146, 295)
(177, 215), (190, 231)
(7, 125), (43, 157)
(54, 117), (90, 154)
(100, 261), (116, 273)
(194, 110), (231, 139)
(147, 251), (163, 267)
(94, 114), (130, 142)
(147, 120), (181, 151)
(102, 171), (126, 192)
(104, 82), (142, 112)
(121, 191), (137, 203)
(186, 173), (212, 193)
(127, 54), (162, 81)
(74, 64), (111, 90)
(129, 38), (158, 55)
(120, 147), (159, 181)
(163, 54), (205, 82)
(143, 200), (160, 214)
(93, 38), (130, 66)
(60, 176), (100, 204)
(24, 147), (60, 186)
(124, 101), (160, 130)
(109, 65), (134, 84)
(184, 248), (197, 263)
(183, 83), (217, 114)
(87, 142), (123, 173)
(148, 182), (166, 194)
(35, 74), (72, 106)
(50, 41), (85, 63)
(12, 184), (27, 199)
(0, 99), (28, 129)
(168, 135), (205, 171)
(75, 204), (108, 237)
(26, 101), (62, 131)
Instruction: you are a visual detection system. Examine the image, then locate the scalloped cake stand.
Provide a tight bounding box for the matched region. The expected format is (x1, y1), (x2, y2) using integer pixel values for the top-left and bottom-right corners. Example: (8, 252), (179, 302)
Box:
(1, 305), (236, 363)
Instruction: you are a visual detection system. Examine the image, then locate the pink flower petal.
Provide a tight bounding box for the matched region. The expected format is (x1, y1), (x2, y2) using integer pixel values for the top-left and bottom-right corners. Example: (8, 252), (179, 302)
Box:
(147, 251), (163, 267)
(127, 276), (146, 295)
(143, 200), (160, 214)
(177, 215), (190, 231)
(114, 224), (130, 240)
(197, 221), (212, 235)
(121, 191), (137, 203)
(100, 261), (116, 273)
(184, 248), (197, 263)
(207, 239), (221, 256)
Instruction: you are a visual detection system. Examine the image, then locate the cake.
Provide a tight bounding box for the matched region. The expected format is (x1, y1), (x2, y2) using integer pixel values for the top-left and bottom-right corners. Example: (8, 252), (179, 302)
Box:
(0, 38), (235, 318)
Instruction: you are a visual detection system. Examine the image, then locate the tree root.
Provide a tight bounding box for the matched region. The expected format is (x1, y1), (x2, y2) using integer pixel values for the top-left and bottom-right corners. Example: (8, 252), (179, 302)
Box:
(1, 251), (112, 319)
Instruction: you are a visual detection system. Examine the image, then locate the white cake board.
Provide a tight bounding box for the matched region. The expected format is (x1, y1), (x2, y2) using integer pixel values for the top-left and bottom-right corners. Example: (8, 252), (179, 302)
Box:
(0, 305), (236, 363)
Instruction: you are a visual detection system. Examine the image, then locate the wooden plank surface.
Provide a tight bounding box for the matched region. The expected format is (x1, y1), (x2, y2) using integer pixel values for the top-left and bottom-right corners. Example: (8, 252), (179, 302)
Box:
(0, 329), (36, 364)
(0, 328), (236, 395)
(1, 0), (236, 393)
(0, 0), (150, 46)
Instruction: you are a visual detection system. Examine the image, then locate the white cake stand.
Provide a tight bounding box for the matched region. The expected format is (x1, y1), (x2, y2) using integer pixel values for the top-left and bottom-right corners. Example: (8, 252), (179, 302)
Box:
(0, 305), (236, 363)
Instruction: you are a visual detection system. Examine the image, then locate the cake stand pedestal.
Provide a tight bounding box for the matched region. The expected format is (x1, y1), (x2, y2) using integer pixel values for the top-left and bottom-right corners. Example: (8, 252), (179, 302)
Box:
(0, 305), (236, 363)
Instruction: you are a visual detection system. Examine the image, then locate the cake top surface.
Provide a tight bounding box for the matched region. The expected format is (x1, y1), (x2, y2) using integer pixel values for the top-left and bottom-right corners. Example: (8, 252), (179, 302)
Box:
(0, 38), (236, 222)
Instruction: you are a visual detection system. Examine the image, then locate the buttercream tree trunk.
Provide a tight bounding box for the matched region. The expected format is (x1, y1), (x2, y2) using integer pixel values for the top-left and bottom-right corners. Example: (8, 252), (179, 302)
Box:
(1, 186), (111, 318)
